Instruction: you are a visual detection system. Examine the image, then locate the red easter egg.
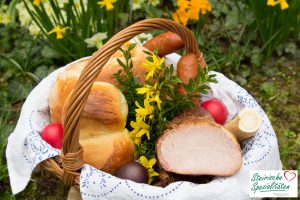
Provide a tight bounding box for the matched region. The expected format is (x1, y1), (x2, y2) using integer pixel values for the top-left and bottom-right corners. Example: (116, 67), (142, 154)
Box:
(41, 123), (63, 149)
(201, 99), (228, 125)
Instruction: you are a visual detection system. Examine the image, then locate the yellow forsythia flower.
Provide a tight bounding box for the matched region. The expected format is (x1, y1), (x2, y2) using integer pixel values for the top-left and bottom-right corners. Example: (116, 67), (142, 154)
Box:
(130, 116), (150, 144)
(48, 26), (69, 39)
(143, 54), (164, 80)
(129, 52), (163, 145)
(33, 0), (41, 6)
(136, 83), (157, 98)
(136, 83), (161, 110)
(136, 84), (153, 95)
(135, 100), (154, 120)
(139, 156), (159, 184)
(149, 94), (162, 110)
(97, 0), (117, 11)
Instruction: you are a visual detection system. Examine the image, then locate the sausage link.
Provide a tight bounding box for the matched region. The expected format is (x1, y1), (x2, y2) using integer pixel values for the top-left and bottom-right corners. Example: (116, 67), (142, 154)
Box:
(143, 32), (184, 57)
(176, 53), (200, 105)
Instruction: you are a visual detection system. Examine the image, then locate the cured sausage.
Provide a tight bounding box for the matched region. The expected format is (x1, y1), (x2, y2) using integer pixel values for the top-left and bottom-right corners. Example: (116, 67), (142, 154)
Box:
(176, 53), (199, 104)
(143, 32), (184, 57)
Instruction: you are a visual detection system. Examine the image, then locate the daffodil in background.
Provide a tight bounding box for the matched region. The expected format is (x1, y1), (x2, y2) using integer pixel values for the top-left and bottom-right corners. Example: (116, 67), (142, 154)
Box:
(132, 0), (144, 10)
(98, 0), (117, 11)
(173, 0), (212, 25)
(267, 0), (289, 10)
(173, 8), (189, 26)
(84, 32), (108, 49)
(147, 0), (160, 7)
(137, 33), (153, 44)
(28, 21), (41, 36)
(139, 156), (159, 184)
(15, 0), (69, 37)
(132, 0), (161, 10)
(48, 26), (69, 39)
(16, 2), (31, 27)
(0, 5), (10, 25)
(32, 0), (41, 7)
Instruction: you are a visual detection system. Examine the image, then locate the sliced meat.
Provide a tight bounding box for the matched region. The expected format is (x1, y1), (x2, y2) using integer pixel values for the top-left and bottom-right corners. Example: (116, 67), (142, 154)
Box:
(156, 109), (242, 176)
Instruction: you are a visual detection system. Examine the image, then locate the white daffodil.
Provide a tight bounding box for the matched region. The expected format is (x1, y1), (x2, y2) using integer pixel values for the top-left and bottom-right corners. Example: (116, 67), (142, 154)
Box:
(28, 21), (41, 36)
(60, 10), (67, 23)
(138, 33), (153, 44)
(0, 5), (10, 24)
(57, 0), (69, 9)
(0, 13), (10, 25)
(147, 0), (160, 7)
(84, 32), (108, 49)
(0, 4), (8, 10)
(16, 1), (33, 26)
(44, 2), (54, 18)
(132, 0), (145, 10)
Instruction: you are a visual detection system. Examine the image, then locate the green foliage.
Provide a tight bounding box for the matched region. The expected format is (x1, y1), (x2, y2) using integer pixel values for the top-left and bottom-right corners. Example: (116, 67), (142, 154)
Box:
(113, 43), (142, 125)
(21, 0), (130, 61)
(192, 0), (299, 70)
(0, 25), (59, 103)
(260, 82), (277, 98)
(245, 0), (300, 57)
(195, 0), (259, 70)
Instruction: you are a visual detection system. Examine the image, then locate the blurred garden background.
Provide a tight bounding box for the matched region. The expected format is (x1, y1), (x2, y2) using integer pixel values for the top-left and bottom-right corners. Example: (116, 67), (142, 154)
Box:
(0, 0), (299, 199)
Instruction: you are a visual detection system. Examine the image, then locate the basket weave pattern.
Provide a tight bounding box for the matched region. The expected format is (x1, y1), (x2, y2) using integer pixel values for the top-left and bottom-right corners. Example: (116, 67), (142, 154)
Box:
(41, 18), (207, 187)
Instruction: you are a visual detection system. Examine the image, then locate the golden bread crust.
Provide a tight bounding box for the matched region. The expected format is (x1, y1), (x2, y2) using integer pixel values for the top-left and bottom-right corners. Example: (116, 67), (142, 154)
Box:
(49, 44), (148, 123)
(49, 59), (89, 123)
(80, 129), (134, 174)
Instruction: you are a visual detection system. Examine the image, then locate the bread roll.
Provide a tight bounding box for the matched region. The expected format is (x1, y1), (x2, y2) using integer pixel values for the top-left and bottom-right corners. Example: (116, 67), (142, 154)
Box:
(49, 59), (89, 123)
(62, 82), (135, 174)
(49, 44), (148, 123)
(97, 43), (148, 85)
(80, 129), (134, 174)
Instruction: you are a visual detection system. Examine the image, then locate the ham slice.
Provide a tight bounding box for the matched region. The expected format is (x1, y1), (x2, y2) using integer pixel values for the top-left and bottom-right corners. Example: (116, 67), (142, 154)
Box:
(156, 108), (243, 176)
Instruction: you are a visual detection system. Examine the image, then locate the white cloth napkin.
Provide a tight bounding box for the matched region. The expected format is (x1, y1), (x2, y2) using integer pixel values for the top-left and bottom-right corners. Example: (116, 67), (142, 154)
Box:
(6, 54), (282, 199)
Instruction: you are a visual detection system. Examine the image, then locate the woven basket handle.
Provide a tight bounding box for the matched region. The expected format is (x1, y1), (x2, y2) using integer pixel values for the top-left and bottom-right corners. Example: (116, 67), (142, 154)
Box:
(61, 18), (206, 185)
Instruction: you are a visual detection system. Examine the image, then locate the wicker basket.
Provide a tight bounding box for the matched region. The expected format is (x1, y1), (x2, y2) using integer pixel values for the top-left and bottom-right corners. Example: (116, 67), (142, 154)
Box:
(40, 18), (207, 188)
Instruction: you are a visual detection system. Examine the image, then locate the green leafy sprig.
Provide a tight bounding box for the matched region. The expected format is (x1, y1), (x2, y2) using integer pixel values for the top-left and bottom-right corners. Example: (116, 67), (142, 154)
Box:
(114, 45), (217, 159)
(113, 43), (142, 126)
